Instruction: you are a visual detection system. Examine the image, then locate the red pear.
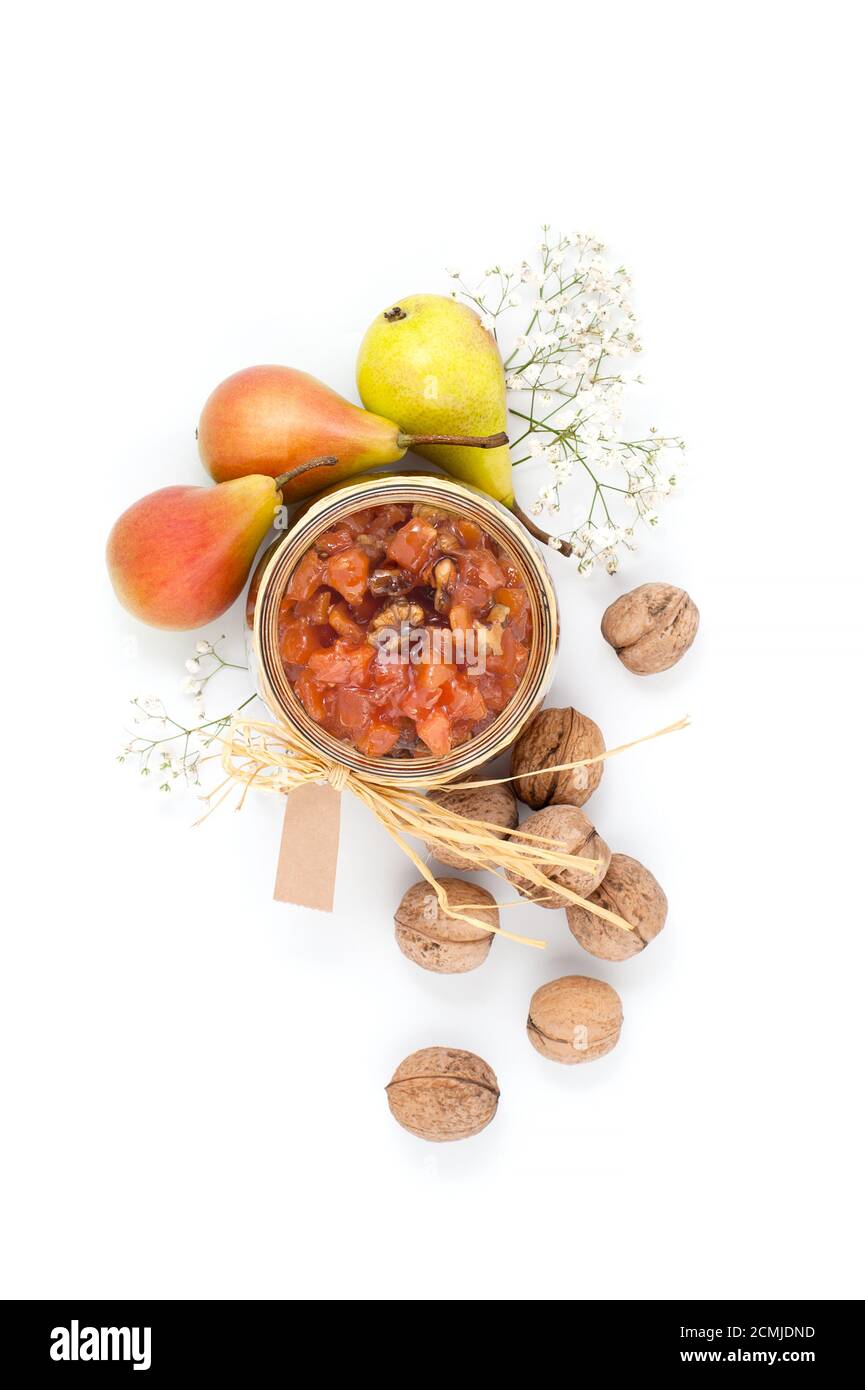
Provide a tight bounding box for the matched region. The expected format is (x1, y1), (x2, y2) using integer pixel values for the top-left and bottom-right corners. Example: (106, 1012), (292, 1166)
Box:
(106, 464), (330, 630)
(197, 365), (508, 501)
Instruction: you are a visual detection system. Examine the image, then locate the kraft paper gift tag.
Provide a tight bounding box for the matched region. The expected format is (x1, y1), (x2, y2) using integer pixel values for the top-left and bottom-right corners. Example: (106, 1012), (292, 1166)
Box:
(273, 782), (341, 912)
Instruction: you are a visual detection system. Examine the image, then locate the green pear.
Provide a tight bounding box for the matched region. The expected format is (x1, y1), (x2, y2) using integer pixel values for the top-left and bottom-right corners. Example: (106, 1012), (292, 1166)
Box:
(356, 295), (514, 506)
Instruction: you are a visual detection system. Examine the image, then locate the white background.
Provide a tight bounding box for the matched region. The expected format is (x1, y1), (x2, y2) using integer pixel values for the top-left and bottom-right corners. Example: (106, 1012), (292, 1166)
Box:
(2, 1), (863, 1301)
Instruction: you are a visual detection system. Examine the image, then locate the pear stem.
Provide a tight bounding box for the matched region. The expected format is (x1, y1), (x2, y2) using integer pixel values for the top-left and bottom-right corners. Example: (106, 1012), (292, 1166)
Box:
(398, 431), (509, 450)
(511, 500), (574, 558)
(273, 456), (339, 492)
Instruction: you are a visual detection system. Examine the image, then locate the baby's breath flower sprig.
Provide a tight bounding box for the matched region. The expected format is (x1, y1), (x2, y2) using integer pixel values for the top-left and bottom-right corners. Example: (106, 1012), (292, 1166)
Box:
(117, 637), (254, 792)
(118, 695), (257, 791)
(450, 227), (686, 575)
(180, 634), (247, 721)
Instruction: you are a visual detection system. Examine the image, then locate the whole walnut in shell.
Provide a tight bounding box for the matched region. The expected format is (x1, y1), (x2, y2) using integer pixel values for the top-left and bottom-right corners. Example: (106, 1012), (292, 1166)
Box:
(601, 582), (699, 675)
(511, 707), (606, 809)
(386, 1046), (500, 1142)
(505, 805), (611, 908)
(566, 853), (667, 961)
(394, 878), (497, 973)
(424, 781), (518, 870)
(527, 976), (623, 1065)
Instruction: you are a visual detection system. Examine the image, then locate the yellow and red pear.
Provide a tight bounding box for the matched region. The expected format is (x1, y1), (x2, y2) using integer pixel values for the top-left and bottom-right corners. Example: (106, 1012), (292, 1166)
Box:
(106, 468), (322, 630)
(197, 365), (507, 501)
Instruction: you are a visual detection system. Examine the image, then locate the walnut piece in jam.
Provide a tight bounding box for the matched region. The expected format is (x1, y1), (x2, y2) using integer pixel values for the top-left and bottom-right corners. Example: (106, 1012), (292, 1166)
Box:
(277, 502), (533, 758)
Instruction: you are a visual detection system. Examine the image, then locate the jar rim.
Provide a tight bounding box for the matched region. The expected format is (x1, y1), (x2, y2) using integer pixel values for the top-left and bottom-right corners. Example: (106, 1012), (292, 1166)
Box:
(252, 474), (559, 786)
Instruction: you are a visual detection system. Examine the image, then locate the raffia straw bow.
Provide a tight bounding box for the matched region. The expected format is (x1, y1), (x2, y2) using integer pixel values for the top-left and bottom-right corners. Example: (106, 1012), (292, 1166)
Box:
(208, 714), (688, 949)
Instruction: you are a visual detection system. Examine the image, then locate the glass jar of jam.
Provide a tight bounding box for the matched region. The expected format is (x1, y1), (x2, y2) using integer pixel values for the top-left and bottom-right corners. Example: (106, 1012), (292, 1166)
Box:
(248, 475), (558, 786)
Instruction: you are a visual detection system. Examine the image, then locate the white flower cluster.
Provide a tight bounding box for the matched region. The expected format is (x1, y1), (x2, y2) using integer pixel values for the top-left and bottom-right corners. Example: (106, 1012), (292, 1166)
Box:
(450, 229), (685, 574)
(117, 637), (252, 793)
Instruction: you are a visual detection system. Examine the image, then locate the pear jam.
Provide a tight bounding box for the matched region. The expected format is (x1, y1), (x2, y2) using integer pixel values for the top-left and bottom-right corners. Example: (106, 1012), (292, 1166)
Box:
(277, 502), (532, 758)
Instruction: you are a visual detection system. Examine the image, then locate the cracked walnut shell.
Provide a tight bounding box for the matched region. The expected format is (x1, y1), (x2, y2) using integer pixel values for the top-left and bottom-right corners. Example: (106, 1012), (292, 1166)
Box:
(510, 706), (606, 809)
(423, 781), (519, 869)
(601, 582), (699, 674)
(527, 976), (623, 1065)
(386, 1047), (500, 1141)
(394, 878), (497, 973)
(505, 805), (611, 908)
(566, 853), (667, 961)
